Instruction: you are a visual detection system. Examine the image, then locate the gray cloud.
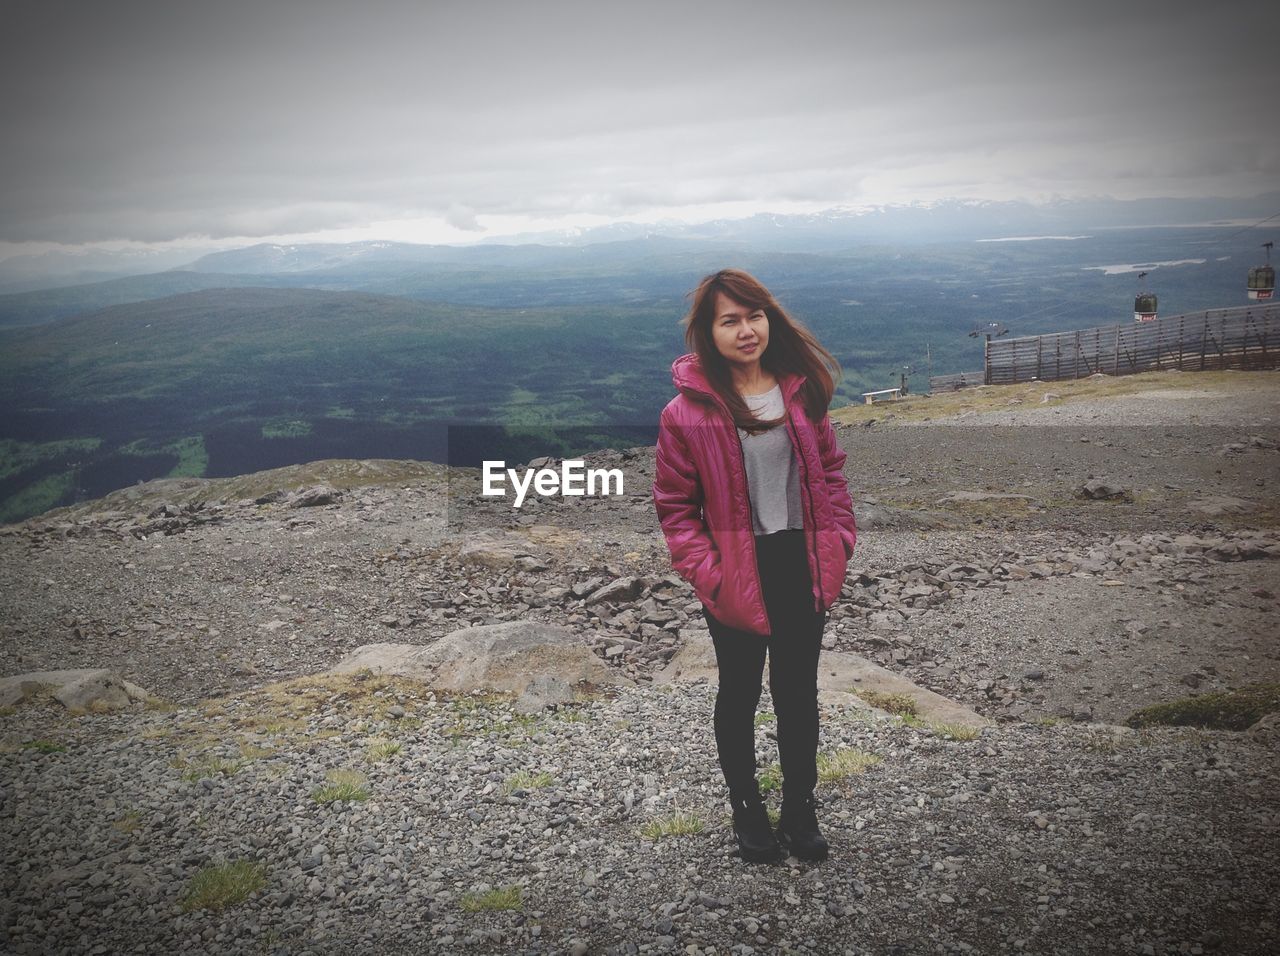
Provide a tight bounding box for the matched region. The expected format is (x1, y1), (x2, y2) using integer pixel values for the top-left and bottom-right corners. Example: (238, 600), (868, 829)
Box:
(1, 0), (1275, 244)
(445, 204), (482, 232)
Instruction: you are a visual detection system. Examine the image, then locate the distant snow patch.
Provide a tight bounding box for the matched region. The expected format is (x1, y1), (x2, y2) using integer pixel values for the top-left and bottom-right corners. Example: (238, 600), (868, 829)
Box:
(1084, 258), (1207, 276)
(976, 235), (1092, 242)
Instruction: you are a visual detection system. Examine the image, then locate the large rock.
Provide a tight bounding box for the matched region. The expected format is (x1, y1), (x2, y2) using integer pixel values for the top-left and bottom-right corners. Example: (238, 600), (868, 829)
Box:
(584, 576), (645, 606)
(329, 621), (632, 712)
(1188, 495), (1255, 517)
(855, 500), (950, 531)
(287, 484), (341, 508)
(458, 533), (546, 570)
(0, 669), (153, 712)
(1078, 478), (1130, 501)
(328, 644), (442, 677)
(654, 634), (990, 729)
(1246, 712), (1280, 749)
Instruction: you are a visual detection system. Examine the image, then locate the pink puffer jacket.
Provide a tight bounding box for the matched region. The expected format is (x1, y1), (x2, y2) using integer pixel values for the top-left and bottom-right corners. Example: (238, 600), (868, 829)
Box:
(652, 353), (858, 635)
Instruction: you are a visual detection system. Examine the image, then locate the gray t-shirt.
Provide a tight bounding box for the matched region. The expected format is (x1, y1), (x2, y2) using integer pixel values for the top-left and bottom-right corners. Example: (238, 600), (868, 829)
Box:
(737, 384), (804, 535)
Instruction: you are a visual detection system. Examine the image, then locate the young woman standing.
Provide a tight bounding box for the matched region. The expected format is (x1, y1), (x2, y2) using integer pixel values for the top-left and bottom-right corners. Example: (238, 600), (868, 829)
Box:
(653, 268), (857, 864)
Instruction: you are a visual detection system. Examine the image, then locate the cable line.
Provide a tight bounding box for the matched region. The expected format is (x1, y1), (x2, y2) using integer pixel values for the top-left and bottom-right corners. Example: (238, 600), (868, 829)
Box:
(1189, 210), (1280, 248)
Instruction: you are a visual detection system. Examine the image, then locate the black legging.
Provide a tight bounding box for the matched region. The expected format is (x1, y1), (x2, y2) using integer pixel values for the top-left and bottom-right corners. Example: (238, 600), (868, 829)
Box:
(703, 529), (825, 804)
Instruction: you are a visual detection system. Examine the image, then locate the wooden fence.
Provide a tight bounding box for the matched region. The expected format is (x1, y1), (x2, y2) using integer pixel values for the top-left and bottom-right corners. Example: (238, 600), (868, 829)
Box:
(983, 304), (1279, 385)
(928, 370), (985, 393)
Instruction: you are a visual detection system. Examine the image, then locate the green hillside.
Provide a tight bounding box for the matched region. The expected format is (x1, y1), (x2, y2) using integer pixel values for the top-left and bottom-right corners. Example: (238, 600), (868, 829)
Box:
(0, 287), (676, 522)
(0, 226), (1268, 523)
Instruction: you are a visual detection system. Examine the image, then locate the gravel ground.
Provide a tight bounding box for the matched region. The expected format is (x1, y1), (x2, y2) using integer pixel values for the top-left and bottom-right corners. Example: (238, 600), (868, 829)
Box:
(2, 373), (1278, 954)
(3, 679), (1277, 956)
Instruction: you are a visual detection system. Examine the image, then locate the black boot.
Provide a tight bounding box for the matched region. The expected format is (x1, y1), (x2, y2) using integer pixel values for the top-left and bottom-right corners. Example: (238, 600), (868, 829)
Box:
(777, 794), (829, 862)
(730, 794), (783, 864)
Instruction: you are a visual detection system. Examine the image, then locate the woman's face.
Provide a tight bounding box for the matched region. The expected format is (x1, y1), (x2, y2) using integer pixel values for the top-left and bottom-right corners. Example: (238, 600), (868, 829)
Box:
(711, 291), (769, 370)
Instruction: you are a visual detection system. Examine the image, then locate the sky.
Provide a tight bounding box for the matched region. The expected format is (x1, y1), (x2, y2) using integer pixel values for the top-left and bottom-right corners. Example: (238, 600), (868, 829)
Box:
(1, 0), (1276, 259)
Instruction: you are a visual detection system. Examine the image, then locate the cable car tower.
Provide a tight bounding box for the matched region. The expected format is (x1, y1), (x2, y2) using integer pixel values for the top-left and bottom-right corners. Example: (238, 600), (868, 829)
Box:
(1247, 241), (1274, 301)
(1134, 271), (1158, 323)
(969, 322), (1008, 385)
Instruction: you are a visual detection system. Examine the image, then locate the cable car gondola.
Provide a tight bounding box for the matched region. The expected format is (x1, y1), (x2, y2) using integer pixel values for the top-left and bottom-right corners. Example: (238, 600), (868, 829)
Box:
(1247, 241), (1274, 301)
(1134, 271), (1158, 322)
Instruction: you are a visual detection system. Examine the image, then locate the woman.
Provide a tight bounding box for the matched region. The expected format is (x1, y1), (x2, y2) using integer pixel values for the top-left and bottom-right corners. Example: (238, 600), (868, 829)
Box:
(653, 268), (857, 864)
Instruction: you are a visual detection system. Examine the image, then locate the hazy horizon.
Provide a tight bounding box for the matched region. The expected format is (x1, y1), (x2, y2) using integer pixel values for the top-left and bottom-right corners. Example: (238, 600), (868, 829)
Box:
(4, 193), (1278, 285)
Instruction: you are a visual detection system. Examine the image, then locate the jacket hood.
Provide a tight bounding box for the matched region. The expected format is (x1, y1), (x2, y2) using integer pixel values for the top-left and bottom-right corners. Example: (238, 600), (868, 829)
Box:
(670, 353), (804, 410)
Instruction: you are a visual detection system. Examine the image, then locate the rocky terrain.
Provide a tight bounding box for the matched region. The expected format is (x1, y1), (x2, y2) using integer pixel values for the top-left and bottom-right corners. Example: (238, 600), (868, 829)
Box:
(1, 370), (1278, 955)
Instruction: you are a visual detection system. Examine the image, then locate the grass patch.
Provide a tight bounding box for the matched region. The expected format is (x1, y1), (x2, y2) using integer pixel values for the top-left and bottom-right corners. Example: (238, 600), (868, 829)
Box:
(312, 768), (370, 803)
(387, 714), (423, 735)
(367, 738), (403, 761)
(1125, 683), (1280, 731)
(179, 755), (244, 781)
(239, 715), (307, 737)
(503, 770), (554, 793)
(817, 748), (881, 782)
(505, 712), (543, 733)
(179, 860), (267, 913)
(460, 884), (523, 912)
(21, 739), (66, 754)
(172, 673), (435, 756)
(856, 690), (919, 716)
(72, 698), (126, 716)
(1083, 728), (1158, 754)
(112, 810), (143, 833)
(925, 722), (981, 741)
(754, 711), (776, 726)
(758, 763), (783, 794)
(639, 811), (707, 840)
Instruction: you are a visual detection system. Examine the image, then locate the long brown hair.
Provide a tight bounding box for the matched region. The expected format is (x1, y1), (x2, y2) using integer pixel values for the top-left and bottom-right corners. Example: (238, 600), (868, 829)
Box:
(681, 268), (841, 433)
